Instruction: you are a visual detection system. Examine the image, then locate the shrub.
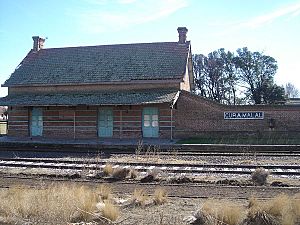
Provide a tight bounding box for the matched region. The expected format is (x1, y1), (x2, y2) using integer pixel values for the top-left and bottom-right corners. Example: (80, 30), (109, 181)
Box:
(103, 164), (114, 176)
(153, 188), (167, 205)
(129, 168), (138, 179)
(101, 200), (119, 222)
(132, 188), (149, 207)
(97, 184), (112, 201)
(244, 211), (280, 225)
(0, 184), (98, 224)
(112, 168), (130, 180)
(246, 193), (300, 225)
(198, 199), (245, 225)
(251, 167), (269, 185)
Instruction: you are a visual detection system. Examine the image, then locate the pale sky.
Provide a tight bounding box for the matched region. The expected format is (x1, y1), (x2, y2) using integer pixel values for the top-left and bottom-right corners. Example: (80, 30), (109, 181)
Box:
(0, 0), (300, 97)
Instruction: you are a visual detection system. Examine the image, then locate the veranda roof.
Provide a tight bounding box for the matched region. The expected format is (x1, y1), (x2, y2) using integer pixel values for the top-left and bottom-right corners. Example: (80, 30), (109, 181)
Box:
(0, 90), (179, 106)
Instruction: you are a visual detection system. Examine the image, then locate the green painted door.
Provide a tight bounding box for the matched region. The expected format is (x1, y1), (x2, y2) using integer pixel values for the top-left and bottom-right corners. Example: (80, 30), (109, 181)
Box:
(31, 108), (43, 136)
(98, 109), (113, 137)
(142, 107), (159, 138)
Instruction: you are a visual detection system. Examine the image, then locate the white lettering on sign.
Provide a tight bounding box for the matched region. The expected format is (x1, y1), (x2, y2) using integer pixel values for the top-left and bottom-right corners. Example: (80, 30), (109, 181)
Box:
(224, 112), (264, 120)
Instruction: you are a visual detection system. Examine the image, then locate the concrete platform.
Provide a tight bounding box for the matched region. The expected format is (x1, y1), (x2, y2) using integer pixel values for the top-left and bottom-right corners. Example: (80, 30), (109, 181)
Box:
(0, 136), (176, 146)
(0, 136), (299, 155)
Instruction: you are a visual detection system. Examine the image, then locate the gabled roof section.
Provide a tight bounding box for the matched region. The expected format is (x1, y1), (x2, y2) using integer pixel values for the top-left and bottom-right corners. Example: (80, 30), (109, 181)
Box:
(4, 41), (190, 87)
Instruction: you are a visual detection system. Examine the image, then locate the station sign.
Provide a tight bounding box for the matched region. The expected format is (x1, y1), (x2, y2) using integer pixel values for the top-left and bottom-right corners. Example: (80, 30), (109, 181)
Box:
(224, 111), (264, 120)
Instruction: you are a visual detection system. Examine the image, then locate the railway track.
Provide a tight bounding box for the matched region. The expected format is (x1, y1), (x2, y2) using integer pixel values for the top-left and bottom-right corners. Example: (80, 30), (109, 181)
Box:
(1, 147), (300, 158)
(0, 142), (300, 155)
(0, 157), (299, 176)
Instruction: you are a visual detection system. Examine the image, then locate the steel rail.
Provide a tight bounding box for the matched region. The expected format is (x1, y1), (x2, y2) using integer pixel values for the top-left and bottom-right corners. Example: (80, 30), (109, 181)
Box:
(0, 157), (299, 176)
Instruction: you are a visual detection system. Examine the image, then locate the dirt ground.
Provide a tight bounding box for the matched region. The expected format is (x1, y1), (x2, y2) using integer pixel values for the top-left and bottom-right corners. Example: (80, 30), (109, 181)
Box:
(0, 175), (299, 225)
(0, 152), (299, 224)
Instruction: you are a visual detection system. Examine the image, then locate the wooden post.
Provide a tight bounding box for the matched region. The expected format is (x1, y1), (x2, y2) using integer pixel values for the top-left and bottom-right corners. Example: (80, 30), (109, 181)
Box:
(73, 109), (76, 140)
(170, 107), (173, 140)
(120, 109), (123, 139)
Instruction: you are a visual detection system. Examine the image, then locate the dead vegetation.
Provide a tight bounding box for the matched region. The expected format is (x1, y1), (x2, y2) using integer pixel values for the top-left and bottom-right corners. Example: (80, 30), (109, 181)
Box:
(186, 194), (300, 225)
(245, 194), (300, 225)
(100, 164), (138, 181)
(112, 168), (130, 180)
(103, 163), (114, 176)
(251, 167), (270, 185)
(131, 188), (150, 207)
(153, 188), (168, 205)
(0, 181), (298, 225)
(0, 183), (119, 225)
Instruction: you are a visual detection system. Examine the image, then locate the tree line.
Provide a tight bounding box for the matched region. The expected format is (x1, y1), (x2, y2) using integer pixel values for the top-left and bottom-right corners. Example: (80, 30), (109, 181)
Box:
(193, 47), (298, 105)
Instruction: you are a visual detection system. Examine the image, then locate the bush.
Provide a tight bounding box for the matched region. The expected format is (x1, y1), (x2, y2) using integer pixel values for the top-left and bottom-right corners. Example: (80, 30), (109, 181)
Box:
(129, 168), (138, 179)
(103, 164), (114, 176)
(187, 199), (245, 225)
(0, 184), (98, 224)
(153, 188), (167, 205)
(132, 188), (149, 207)
(246, 193), (300, 225)
(251, 167), (269, 185)
(97, 184), (112, 200)
(101, 200), (119, 222)
(112, 168), (130, 180)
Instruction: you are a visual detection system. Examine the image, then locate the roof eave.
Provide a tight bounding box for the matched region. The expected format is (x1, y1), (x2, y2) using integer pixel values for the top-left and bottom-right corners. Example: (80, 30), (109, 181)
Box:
(3, 78), (183, 88)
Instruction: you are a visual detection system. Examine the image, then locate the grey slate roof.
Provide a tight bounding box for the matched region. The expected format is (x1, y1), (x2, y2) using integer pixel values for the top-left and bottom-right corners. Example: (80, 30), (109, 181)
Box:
(3, 42), (190, 86)
(0, 90), (179, 106)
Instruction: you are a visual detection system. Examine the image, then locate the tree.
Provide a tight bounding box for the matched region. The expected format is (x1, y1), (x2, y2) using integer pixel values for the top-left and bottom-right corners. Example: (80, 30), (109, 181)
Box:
(285, 82), (299, 98)
(193, 47), (285, 105)
(193, 54), (207, 98)
(193, 49), (238, 104)
(219, 49), (238, 105)
(234, 47), (284, 104)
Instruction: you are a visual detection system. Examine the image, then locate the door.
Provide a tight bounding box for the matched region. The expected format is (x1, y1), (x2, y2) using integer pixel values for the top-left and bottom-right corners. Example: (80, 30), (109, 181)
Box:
(31, 108), (43, 136)
(142, 107), (159, 138)
(98, 109), (113, 137)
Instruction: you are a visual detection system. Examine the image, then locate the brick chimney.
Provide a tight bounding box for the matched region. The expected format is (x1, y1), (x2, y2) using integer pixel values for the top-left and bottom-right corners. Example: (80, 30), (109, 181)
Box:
(177, 27), (188, 44)
(32, 36), (45, 51)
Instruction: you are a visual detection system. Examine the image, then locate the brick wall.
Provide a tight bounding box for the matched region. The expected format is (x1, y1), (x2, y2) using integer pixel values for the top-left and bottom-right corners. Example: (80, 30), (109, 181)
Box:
(7, 104), (174, 139)
(7, 106), (29, 137)
(174, 91), (300, 138)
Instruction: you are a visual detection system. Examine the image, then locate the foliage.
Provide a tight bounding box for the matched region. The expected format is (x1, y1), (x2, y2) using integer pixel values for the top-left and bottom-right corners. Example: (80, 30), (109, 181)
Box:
(193, 47), (286, 105)
(285, 82), (299, 98)
(193, 49), (238, 104)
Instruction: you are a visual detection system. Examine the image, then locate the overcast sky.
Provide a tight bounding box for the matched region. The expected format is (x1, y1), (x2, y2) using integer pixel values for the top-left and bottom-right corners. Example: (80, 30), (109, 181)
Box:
(0, 0), (300, 97)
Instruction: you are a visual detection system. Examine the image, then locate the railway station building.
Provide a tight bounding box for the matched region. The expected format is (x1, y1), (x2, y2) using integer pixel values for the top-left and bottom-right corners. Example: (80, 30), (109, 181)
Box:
(0, 27), (299, 140)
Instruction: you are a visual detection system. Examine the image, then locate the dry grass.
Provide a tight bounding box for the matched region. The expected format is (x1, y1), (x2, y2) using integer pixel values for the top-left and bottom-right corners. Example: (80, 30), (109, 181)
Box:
(200, 199), (245, 225)
(0, 183), (98, 224)
(251, 167), (269, 185)
(97, 184), (112, 201)
(129, 168), (138, 179)
(247, 194), (300, 225)
(188, 194), (300, 225)
(112, 168), (130, 180)
(101, 200), (119, 222)
(153, 188), (168, 205)
(103, 163), (114, 176)
(132, 188), (149, 207)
